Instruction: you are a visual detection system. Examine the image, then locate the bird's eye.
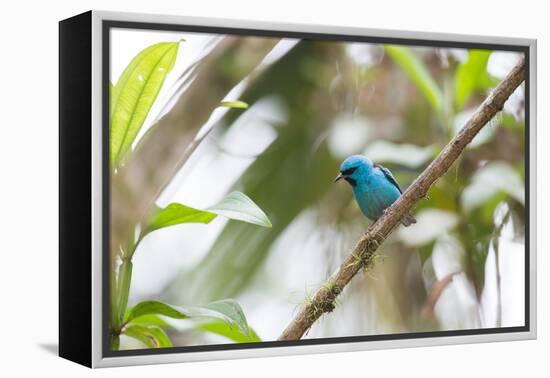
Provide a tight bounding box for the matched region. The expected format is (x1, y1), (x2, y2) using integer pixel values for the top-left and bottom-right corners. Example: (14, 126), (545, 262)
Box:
(342, 166), (358, 175)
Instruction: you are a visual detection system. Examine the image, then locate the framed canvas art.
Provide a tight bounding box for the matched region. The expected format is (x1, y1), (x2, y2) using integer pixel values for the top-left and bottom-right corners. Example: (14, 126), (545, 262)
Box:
(59, 10), (537, 368)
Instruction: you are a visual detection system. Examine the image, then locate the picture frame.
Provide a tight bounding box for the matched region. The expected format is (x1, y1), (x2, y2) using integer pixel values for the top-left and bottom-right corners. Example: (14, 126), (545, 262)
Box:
(59, 10), (537, 368)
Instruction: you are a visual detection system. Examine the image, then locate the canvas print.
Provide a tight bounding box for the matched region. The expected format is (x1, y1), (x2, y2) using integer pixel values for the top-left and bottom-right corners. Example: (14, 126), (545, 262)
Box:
(107, 26), (526, 352)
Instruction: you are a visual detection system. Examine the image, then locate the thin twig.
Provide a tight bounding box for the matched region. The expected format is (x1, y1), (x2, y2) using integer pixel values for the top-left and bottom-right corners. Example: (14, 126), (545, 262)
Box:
(278, 57), (526, 341)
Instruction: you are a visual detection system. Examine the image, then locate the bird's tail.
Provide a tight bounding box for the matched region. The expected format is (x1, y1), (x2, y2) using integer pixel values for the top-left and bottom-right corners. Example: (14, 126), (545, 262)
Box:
(401, 213), (417, 227)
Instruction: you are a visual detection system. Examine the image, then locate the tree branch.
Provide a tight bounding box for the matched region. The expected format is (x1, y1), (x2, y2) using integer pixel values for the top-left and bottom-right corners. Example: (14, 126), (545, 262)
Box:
(278, 57), (526, 341)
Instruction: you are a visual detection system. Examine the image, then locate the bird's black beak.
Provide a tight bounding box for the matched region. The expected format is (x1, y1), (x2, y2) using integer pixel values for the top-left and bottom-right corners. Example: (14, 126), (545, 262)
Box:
(334, 173), (344, 182)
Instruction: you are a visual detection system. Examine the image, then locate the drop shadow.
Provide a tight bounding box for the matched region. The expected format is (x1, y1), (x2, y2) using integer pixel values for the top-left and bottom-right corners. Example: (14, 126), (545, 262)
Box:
(38, 343), (59, 356)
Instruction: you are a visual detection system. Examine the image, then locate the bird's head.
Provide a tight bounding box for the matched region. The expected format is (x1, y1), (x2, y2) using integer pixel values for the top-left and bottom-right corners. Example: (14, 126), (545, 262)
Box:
(334, 155), (373, 187)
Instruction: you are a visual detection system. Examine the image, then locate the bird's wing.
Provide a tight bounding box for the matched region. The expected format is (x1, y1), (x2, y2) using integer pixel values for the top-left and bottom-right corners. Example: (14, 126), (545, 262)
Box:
(374, 163), (402, 193)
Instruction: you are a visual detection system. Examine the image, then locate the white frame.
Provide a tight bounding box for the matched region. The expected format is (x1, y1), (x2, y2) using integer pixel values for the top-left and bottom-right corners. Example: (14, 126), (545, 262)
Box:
(90, 10), (537, 368)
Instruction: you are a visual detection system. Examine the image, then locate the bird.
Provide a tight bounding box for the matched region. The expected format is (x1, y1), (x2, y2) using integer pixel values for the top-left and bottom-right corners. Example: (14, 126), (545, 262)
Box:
(334, 155), (416, 227)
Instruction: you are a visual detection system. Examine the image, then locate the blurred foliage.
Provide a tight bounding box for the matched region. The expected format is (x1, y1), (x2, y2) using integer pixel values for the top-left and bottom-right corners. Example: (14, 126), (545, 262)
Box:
(385, 45), (443, 113)
(166, 42), (340, 303)
(454, 50), (498, 109)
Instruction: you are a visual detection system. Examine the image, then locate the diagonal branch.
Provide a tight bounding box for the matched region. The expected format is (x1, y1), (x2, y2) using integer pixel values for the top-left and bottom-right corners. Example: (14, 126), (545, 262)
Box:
(278, 57), (526, 341)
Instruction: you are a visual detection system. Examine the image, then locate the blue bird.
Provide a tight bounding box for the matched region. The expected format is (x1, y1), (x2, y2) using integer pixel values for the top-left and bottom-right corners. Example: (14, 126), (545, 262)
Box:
(334, 155), (416, 227)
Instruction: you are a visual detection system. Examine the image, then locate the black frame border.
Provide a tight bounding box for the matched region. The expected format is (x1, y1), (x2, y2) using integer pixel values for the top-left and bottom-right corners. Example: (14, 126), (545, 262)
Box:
(101, 19), (531, 359)
(59, 11), (93, 367)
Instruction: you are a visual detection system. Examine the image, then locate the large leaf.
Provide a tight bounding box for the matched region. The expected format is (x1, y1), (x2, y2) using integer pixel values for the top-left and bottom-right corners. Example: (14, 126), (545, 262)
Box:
(454, 50), (496, 110)
(197, 321), (261, 343)
(148, 203), (217, 233)
(145, 191), (271, 235)
(123, 324), (172, 348)
(125, 299), (254, 337)
(188, 299), (252, 335)
(125, 300), (190, 324)
(364, 141), (436, 168)
(385, 45), (443, 113)
(208, 191), (272, 228)
(110, 42), (180, 166)
(127, 314), (174, 329)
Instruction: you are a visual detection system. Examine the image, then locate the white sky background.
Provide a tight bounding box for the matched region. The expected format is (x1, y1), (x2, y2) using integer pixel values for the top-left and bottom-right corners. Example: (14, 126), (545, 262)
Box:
(110, 28), (526, 342)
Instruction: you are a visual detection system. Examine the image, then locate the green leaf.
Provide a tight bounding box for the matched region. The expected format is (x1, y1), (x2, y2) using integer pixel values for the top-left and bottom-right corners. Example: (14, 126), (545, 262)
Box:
(126, 299), (254, 338)
(110, 42), (180, 166)
(187, 299), (252, 336)
(127, 314), (174, 329)
(364, 141), (436, 168)
(123, 324), (172, 348)
(385, 45), (443, 113)
(454, 50), (496, 109)
(145, 191), (271, 235)
(208, 191), (272, 228)
(148, 203), (217, 233)
(126, 300), (190, 324)
(219, 100), (249, 109)
(197, 321), (261, 343)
